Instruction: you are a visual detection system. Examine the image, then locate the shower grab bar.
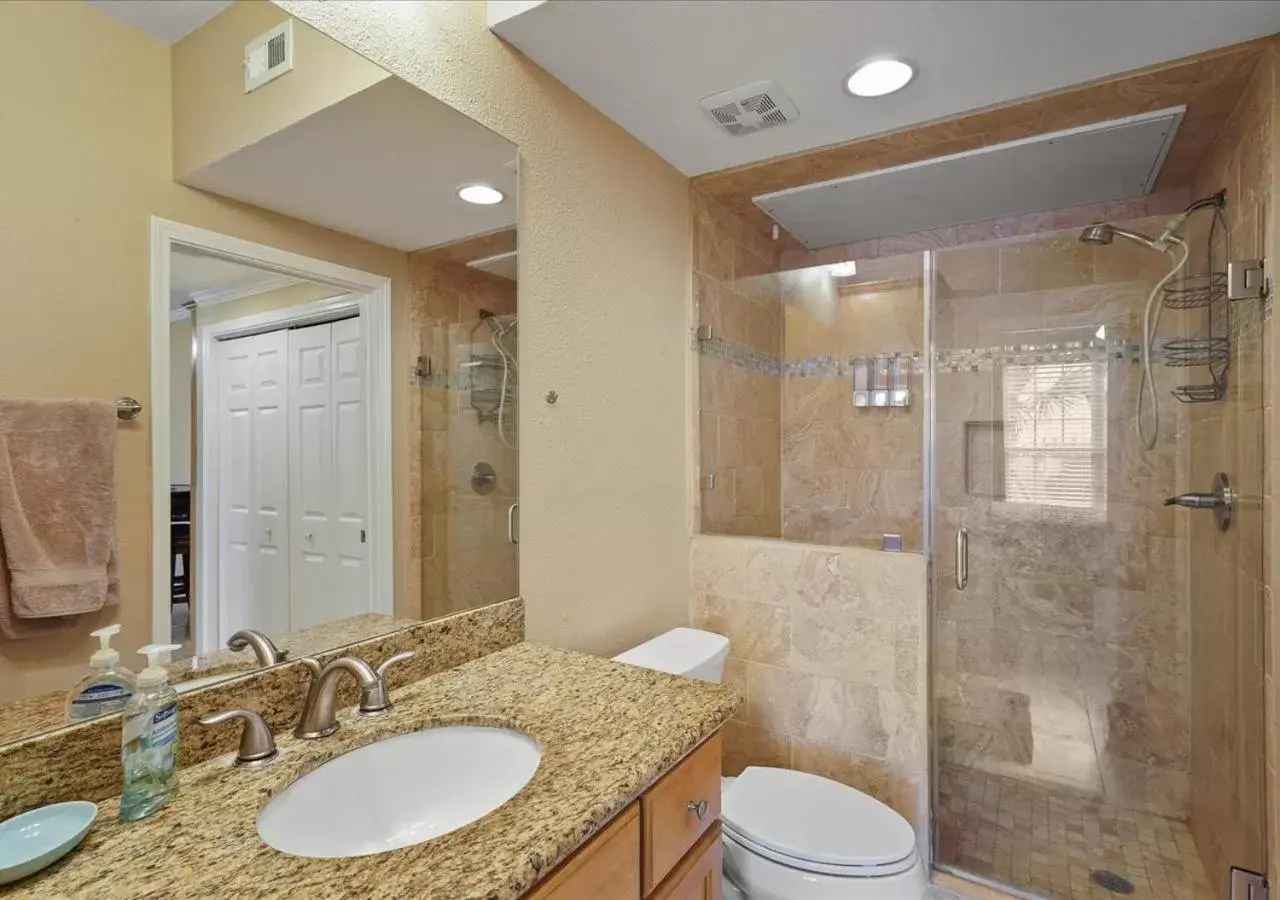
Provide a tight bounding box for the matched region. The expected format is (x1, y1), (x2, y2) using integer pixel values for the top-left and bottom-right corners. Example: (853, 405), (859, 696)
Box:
(955, 528), (969, 591)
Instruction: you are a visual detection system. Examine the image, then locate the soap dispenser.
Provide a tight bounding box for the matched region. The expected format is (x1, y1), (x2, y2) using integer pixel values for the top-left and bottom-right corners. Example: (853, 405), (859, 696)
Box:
(120, 643), (182, 821)
(66, 624), (136, 723)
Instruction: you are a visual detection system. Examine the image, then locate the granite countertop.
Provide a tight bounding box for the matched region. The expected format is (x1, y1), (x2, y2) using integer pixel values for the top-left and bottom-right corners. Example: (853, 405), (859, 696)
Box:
(2, 642), (739, 900)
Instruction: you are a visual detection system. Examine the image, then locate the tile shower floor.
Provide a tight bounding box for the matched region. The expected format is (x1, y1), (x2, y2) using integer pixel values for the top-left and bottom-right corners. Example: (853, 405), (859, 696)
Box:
(938, 764), (1214, 900)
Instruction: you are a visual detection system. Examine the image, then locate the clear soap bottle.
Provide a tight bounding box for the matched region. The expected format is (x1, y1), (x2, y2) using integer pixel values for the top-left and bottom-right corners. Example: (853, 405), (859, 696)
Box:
(120, 643), (181, 822)
(66, 624), (136, 723)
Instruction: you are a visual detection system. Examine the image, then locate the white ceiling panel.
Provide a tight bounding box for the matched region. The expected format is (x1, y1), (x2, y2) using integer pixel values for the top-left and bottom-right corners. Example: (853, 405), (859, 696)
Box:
(755, 109), (1183, 250)
(490, 0), (1280, 175)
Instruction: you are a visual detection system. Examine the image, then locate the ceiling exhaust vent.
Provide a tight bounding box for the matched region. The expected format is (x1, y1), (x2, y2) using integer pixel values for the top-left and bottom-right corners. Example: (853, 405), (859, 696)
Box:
(699, 81), (799, 137)
(245, 20), (293, 93)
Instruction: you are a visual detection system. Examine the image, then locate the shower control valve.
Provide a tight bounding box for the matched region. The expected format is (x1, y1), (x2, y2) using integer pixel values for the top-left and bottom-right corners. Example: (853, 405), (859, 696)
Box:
(1163, 472), (1234, 532)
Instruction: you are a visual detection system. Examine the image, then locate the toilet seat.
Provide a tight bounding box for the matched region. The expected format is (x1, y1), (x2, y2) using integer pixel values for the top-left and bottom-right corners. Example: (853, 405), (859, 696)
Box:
(722, 767), (919, 878)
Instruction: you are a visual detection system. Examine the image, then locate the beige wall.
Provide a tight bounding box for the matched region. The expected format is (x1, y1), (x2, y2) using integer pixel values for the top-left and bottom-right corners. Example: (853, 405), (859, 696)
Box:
(0, 0), (409, 701)
(172, 0), (390, 180)
(279, 0), (694, 655)
(691, 534), (929, 848)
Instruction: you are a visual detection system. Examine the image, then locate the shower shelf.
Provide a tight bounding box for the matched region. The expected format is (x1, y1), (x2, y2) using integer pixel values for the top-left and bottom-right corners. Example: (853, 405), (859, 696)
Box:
(461, 355), (505, 369)
(1171, 383), (1226, 403)
(1162, 336), (1229, 368)
(1162, 271), (1227, 309)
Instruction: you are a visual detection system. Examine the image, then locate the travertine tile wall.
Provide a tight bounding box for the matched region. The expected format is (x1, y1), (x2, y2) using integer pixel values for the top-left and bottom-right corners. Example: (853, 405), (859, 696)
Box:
(694, 187), (783, 538)
(931, 222), (1194, 821)
(409, 250), (519, 620)
(691, 534), (929, 847)
(779, 255), (926, 549)
(1183, 41), (1275, 894)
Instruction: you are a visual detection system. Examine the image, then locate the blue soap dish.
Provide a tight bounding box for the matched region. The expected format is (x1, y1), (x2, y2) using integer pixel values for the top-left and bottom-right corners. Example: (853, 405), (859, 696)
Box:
(0, 801), (98, 885)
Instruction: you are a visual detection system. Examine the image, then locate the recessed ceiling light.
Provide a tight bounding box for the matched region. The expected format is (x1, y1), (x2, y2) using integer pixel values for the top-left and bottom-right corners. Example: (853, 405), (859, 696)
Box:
(457, 184), (505, 205)
(845, 58), (915, 98)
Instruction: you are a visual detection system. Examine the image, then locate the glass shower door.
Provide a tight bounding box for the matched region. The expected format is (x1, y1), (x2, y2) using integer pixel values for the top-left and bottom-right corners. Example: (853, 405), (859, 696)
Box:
(929, 224), (1264, 899)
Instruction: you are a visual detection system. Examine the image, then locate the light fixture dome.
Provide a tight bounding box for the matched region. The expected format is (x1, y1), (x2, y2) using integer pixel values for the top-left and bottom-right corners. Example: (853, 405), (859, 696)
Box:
(457, 184), (505, 205)
(845, 58), (915, 98)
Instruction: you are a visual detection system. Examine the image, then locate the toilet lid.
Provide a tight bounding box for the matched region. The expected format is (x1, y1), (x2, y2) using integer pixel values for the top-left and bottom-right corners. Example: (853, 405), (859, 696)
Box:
(722, 767), (916, 870)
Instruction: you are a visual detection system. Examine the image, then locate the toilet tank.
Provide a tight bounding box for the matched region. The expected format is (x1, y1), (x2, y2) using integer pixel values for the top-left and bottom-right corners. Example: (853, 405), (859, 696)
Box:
(612, 628), (730, 683)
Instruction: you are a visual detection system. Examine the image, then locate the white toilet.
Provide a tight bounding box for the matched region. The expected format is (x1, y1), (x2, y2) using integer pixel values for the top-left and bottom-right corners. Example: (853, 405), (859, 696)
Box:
(614, 628), (927, 900)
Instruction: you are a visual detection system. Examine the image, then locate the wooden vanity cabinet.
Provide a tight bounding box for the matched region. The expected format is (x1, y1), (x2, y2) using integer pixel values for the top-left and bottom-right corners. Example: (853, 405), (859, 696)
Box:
(526, 732), (723, 900)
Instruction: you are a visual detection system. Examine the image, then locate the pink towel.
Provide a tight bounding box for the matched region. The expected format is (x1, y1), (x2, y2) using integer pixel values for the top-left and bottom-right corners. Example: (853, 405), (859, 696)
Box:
(0, 400), (120, 639)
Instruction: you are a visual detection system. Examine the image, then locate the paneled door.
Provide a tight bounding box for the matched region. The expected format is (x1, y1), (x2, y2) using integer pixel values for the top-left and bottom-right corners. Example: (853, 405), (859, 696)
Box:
(216, 329), (290, 640)
(287, 318), (368, 631)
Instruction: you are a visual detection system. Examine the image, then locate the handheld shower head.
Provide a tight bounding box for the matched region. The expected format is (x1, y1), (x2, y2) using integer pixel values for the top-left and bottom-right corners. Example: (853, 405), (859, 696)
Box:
(1079, 223), (1116, 246)
(1078, 223), (1167, 252)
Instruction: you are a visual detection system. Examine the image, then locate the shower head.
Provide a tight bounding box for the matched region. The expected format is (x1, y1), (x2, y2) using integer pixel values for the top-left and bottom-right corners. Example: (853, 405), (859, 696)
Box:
(1078, 222), (1166, 252)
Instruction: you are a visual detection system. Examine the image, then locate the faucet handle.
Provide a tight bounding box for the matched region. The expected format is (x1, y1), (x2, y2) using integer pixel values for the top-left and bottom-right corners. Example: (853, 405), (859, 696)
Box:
(360, 651), (416, 716)
(199, 709), (278, 767)
(376, 651), (416, 680)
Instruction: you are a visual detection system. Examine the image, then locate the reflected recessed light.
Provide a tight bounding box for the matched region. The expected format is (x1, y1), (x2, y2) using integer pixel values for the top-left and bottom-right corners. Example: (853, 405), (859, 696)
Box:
(830, 261), (858, 278)
(457, 184), (505, 205)
(845, 58), (915, 98)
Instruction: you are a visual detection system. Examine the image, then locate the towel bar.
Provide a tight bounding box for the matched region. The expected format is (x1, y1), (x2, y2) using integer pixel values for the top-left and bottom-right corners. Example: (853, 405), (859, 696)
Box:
(115, 397), (142, 421)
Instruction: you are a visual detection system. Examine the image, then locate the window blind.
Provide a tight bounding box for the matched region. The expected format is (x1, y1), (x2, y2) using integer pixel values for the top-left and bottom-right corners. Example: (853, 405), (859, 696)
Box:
(1001, 361), (1107, 516)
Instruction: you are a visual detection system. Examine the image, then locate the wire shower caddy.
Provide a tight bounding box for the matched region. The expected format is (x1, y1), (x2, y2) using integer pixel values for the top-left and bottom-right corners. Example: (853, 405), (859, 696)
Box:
(1161, 191), (1230, 403)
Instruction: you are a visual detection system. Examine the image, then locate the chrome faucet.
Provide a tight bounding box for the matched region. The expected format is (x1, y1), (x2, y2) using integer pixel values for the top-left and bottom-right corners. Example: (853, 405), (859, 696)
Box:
(227, 629), (289, 666)
(294, 652), (415, 739)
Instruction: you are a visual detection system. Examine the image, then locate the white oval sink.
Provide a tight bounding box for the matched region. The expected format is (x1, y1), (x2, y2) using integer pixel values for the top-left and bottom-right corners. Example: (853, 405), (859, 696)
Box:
(257, 726), (540, 858)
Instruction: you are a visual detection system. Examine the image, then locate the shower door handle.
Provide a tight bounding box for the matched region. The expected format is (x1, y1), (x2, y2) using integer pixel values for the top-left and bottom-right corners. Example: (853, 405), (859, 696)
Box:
(507, 503), (519, 545)
(955, 528), (969, 591)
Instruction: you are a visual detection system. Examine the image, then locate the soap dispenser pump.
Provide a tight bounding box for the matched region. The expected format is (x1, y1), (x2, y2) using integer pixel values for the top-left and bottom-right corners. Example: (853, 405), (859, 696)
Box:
(120, 643), (182, 821)
(66, 624), (136, 723)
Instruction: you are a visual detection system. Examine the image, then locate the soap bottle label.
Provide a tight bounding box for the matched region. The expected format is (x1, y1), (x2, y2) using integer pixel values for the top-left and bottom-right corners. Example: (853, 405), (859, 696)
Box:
(71, 682), (131, 718)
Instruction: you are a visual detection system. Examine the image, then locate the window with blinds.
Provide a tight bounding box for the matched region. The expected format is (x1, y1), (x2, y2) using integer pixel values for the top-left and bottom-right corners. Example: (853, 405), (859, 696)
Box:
(1001, 361), (1107, 517)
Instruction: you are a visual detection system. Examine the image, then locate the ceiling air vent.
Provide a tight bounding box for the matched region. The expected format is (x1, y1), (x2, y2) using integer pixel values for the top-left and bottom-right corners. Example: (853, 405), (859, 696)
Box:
(244, 20), (294, 94)
(699, 81), (799, 137)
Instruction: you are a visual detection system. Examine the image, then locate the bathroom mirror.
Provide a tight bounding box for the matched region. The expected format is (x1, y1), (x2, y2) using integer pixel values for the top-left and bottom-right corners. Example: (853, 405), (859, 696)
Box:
(0, 1), (519, 745)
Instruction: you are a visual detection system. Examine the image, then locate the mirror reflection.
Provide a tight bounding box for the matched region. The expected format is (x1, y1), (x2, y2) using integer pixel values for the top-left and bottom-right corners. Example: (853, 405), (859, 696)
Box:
(0, 0), (518, 743)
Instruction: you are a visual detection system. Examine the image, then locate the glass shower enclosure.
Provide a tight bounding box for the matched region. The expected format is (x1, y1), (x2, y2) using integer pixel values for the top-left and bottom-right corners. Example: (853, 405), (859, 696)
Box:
(928, 213), (1265, 899)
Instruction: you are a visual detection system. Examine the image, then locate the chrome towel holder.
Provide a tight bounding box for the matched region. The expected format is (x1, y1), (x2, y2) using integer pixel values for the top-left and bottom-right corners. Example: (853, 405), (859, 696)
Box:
(115, 397), (142, 421)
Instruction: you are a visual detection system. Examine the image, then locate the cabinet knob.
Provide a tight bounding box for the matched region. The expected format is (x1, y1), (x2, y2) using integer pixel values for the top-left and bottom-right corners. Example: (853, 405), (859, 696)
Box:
(686, 799), (709, 821)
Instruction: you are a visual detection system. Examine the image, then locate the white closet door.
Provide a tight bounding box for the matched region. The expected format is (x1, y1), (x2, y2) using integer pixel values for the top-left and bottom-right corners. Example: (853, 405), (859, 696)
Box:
(287, 318), (369, 630)
(249, 330), (290, 637)
(217, 331), (289, 641)
(330, 316), (369, 615)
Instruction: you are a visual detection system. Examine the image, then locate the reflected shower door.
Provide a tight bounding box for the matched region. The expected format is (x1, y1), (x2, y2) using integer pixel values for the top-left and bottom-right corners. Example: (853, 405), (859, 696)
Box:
(929, 224), (1263, 898)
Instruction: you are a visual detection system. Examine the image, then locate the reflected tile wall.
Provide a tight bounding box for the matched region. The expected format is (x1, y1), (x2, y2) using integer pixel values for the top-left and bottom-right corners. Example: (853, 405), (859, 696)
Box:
(691, 534), (929, 848)
(1183, 43), (1274, 894)
(410, 249), (519, 621)
(694, 187), (783, 538)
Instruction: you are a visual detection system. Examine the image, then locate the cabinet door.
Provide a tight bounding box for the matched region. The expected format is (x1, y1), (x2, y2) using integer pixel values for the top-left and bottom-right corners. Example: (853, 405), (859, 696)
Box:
(528, 803), (640, 900)
(641, 733), (721, 893)
(650, 824), (722, 900)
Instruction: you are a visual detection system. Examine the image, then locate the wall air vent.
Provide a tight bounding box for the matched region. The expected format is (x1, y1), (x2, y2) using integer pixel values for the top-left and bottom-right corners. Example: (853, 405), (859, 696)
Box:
(699, 81), (799, 137)
(244, 20), (294, 94)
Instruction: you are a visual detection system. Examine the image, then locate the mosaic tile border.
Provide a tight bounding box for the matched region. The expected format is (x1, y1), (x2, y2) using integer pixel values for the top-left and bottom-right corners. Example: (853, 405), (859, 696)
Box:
(693, 331), (782, 377)
(696, 330), (1256, 385)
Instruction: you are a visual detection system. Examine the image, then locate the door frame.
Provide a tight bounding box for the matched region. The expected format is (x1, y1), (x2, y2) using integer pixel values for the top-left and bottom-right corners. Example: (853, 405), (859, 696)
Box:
(149, 217), (394, 651)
